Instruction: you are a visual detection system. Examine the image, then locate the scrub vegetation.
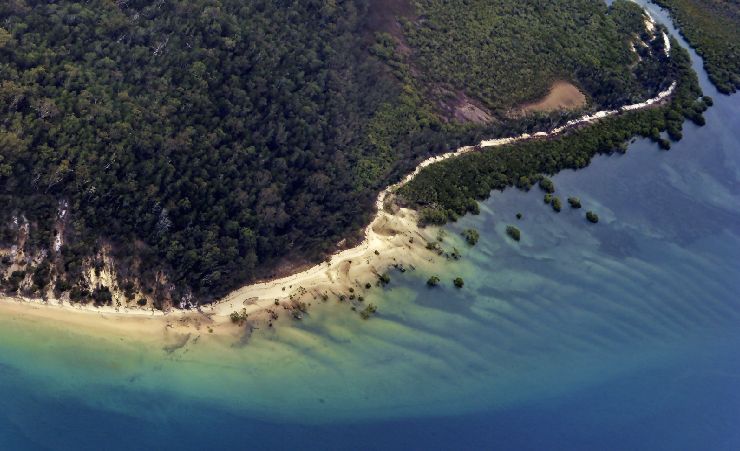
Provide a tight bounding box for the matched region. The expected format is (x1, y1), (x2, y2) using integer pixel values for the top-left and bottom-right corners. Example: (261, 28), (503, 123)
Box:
(404, 0), (675, 113)
(506, 226), (521, 242)
(653, 0), (740, 93)
(398, 41), (707, 225)
(551, 197), (563, 213)
(461, 229), (480, 246)
(359, 303), (378, 320)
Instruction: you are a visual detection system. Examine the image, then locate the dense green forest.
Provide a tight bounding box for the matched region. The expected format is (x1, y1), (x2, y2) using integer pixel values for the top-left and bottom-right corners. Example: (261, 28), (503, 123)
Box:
(653, 0), (740, 94)
(0, 0), (689, 307)
(398, 39), (708, 224)
(0, 0), (400, 305)
(404, 0), (672, 113)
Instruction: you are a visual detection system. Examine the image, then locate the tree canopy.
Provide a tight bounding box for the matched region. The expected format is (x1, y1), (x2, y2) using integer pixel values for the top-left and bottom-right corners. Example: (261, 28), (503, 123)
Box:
(654, 0), (740, 94)
(0, 0), (703, 306)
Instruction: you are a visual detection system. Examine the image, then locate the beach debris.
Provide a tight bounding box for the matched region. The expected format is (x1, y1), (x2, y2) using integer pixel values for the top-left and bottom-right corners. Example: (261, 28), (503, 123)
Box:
(243, 296), (259, 306)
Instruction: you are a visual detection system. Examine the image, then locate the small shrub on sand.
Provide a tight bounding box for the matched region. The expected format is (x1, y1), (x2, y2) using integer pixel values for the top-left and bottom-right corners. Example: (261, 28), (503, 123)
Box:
(229, 308), (248, 326)
(461, 228), (480, 246)
(506, 225), (521, 241)
(551, 196), (562, 212)
(360, 303), (378, 320)
(539, 177), (555, 193)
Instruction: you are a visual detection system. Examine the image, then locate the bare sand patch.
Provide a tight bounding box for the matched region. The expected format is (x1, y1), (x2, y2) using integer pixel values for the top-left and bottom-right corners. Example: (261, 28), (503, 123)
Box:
(517, 81), (587, 115)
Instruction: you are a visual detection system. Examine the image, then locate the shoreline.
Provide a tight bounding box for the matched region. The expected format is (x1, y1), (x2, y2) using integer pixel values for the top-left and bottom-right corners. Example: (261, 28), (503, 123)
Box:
(1, 76), (677, 334)
(0, 204), (441, 338)
(214, 80), (677, 316)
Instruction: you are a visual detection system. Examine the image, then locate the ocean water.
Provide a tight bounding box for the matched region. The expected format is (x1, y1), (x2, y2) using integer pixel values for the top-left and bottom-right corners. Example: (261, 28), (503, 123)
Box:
(1, 3), (739, 450)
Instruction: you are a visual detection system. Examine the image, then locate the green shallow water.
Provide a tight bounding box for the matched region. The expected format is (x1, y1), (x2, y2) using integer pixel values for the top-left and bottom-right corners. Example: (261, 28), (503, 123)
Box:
(1, 2), (739, 449)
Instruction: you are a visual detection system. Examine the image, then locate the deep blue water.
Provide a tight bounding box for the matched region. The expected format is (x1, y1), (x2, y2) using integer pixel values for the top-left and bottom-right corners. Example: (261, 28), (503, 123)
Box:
(2, 334), (739, 450)
(1, 2), (739, 450)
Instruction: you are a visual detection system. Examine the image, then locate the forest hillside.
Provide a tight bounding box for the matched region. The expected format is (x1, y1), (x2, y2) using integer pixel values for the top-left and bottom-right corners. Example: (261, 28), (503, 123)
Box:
(0, 0), (686, 307)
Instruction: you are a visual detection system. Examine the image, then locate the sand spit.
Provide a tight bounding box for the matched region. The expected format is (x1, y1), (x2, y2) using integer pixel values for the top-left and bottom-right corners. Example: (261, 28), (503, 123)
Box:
(210, 79), (676, 320)
(212, 206), (440, 318)
(2, 45), (678, 333)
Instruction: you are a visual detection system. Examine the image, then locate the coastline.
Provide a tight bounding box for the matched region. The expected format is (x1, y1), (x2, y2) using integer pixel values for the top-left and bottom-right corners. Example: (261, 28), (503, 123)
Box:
(4, 0), (740, 445)
(0, 294), (182, 343)
(0, 205), (441, 338)
(213, 80), (676, 317)
(1, 75), (677, 334)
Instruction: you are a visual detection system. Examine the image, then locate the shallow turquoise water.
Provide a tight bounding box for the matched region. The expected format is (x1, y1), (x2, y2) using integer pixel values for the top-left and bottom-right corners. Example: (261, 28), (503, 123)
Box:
(1, 3), (739, 450)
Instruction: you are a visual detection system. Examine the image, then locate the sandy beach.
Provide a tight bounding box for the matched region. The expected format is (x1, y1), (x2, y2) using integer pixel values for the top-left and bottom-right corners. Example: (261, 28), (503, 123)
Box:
(211, 205), (439, 316)
(0, 203), (441, 338)
(0, 294), (178, 342)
